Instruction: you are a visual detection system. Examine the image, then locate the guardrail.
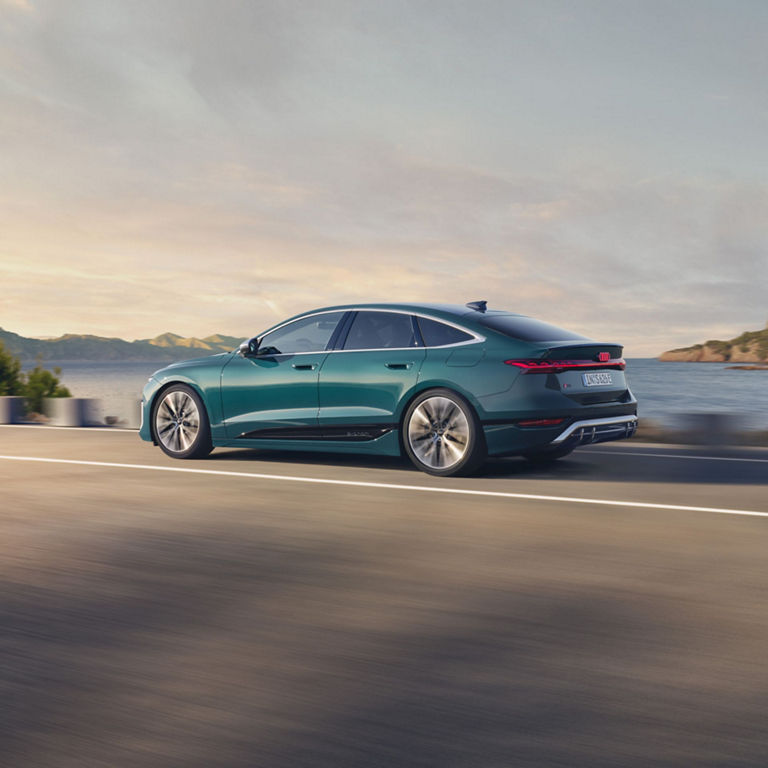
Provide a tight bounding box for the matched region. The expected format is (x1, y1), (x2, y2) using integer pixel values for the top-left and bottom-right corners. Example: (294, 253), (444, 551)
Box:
(0, 397), (25, 425)
(0, 397), (141, 429)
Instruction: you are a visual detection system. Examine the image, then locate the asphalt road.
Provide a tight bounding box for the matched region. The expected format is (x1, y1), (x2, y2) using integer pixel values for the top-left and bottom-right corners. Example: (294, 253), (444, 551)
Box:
(1, 425), (768, 767)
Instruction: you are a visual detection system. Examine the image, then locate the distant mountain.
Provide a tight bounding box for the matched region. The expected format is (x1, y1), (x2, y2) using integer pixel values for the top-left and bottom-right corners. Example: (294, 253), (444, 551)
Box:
(139, 332), (216, 349)
(659, 325), (768, 363)
(0, 327), (244, 362)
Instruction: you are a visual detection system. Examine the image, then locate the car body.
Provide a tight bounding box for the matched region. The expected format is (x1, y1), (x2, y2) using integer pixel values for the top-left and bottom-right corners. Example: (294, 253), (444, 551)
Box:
(139, 301), (637, 475)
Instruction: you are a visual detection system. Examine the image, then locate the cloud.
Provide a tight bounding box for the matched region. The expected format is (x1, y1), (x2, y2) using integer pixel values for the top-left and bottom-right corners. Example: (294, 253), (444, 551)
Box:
(1, 0), (33, 10)
(1, 1), (767, 355)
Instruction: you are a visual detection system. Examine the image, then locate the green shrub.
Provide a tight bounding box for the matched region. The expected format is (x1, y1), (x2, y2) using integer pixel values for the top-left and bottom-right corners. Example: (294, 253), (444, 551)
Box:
(22, 362), (72, 414)
(0, 341), (24, 396)
(0, 342), (71, 413)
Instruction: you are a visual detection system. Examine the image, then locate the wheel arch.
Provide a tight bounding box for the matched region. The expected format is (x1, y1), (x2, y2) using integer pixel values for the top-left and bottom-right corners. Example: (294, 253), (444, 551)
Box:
(148, 378), (209, 444)
(398, 384), (487, 475)
(396, 379), (484, 426)
(396, 382), (484, 455)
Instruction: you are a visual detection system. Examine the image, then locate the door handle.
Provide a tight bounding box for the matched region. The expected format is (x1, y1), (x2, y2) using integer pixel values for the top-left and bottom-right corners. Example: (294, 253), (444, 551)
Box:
(385, 362), (413, 370)
(292, 363), (317, 371)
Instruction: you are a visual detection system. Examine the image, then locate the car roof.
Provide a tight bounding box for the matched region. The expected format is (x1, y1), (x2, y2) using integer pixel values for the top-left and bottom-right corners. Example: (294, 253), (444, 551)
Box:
(255, 302), (526, 338)
(304, 302), (522, 322)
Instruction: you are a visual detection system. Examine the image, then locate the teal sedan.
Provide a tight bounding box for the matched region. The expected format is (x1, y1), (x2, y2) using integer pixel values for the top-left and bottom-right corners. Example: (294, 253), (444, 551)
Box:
(139, 302), (637, 476)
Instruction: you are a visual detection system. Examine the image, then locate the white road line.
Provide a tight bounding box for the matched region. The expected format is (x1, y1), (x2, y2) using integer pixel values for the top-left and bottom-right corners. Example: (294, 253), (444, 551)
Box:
(587, 449), (768, 464)
(0, 454), (766, 519)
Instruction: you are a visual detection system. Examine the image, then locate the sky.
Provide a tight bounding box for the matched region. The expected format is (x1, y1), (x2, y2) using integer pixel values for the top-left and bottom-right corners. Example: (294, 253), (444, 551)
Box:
(1, 0), (767, 355)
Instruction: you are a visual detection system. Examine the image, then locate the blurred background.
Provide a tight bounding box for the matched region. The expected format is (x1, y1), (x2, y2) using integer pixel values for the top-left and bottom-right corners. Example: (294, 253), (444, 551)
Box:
(2, 2), (768, 767)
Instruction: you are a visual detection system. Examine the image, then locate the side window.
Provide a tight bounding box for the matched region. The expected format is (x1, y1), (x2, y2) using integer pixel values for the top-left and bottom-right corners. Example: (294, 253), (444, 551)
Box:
(417, 317), (474, 347)
(259, 312), (344, 354)
(343, 312), (419, 350)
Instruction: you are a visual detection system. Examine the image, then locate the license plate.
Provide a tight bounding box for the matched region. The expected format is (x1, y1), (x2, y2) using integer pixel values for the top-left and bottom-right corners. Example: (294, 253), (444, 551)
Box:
(583, 372), (613, 387)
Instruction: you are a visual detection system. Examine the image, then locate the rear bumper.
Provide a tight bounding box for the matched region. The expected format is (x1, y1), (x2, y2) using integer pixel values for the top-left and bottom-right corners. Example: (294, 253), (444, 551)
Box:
(551, 415), (637, 446)
(481, 403), (638, 457)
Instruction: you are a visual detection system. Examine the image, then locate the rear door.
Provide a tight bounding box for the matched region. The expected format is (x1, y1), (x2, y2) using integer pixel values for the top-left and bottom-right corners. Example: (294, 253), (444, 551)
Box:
(318, 311), (425, 429)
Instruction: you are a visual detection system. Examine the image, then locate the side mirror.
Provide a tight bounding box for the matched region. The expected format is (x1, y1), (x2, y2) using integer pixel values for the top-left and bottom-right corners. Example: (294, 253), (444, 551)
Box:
(238, 338), (259, 358)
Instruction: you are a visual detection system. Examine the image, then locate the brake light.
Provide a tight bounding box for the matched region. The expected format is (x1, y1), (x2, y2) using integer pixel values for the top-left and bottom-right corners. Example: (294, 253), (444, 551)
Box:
(517, 418), (565, 427)
(504, 359), (626, 373)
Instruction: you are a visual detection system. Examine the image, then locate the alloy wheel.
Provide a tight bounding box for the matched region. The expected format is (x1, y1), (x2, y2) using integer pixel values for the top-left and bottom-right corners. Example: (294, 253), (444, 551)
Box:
(407, 395), (470, 471)
(155, 390), (201, 454)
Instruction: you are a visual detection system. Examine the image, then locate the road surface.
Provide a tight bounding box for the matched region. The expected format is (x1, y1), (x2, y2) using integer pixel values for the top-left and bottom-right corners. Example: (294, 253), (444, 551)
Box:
(1, 425), (768, 767)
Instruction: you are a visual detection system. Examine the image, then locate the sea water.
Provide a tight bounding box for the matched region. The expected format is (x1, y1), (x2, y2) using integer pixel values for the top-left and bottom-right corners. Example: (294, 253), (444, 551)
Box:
(26, 358), (768, 429)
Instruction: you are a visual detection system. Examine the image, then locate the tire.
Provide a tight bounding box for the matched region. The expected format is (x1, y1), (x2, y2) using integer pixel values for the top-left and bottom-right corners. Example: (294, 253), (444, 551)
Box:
(152, 384), (213, 460)
(402, 388), (486, 476)
(522, 444), (574, 464)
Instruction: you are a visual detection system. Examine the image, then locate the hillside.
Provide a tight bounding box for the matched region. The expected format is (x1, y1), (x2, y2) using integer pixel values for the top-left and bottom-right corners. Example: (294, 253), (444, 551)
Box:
(0, 328), (244, 362)
(659, 325), (768, 363)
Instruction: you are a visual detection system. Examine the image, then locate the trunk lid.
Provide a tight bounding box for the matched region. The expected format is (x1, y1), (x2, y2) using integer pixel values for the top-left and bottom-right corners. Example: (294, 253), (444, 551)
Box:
(539, 341), (623, 361)
(528, 341), (629, 405)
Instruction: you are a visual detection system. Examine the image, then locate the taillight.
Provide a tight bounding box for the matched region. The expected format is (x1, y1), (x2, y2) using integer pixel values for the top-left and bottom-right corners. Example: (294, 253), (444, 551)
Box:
(504, 359), (626, 373)
(517, 418), (565, 427)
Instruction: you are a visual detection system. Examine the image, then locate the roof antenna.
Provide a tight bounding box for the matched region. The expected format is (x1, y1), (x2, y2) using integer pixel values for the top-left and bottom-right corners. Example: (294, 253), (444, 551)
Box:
(465, 300), (487, 312)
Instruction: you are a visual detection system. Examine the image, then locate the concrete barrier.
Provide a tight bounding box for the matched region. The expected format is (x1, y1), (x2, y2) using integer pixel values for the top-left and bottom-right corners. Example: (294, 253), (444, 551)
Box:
(673, 412), (748, 446)
(43, 398), (101, 427)
(0, 396), (25, 424)
(103, 399), (142, 429)
(634, 416), (768, 446)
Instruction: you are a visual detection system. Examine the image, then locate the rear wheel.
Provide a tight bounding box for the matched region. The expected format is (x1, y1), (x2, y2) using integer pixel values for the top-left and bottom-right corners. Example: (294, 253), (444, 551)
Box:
(403, 389), (485, 476)
(153, 384), (213, 459)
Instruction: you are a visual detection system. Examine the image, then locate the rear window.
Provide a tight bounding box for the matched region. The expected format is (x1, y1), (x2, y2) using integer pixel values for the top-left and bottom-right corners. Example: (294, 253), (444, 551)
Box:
(417, 317), (474, 347)
(479, 315), (588, 342)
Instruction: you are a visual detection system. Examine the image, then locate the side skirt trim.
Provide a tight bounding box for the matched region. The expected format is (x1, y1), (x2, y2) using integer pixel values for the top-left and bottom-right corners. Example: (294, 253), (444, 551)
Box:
(237, 425), (397, 442)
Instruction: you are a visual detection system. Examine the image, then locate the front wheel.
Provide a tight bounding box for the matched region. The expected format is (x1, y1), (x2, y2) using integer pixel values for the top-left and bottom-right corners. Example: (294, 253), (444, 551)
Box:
(153, 384), (213, 459)
(403, 389), (486, 476)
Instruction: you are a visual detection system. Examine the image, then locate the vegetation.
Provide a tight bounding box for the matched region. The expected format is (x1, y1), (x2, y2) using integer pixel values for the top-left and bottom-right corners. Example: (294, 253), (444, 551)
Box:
(0, 342), (71, 414)
(22, 362), (72, 413)
(0, 341), (24, 396)
(730, 328), (768, 361)
(703, 339), (732, 357)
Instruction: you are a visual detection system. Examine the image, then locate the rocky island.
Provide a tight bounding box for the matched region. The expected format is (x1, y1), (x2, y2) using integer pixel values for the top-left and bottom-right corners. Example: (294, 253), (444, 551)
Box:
(659, 324), (768, 364)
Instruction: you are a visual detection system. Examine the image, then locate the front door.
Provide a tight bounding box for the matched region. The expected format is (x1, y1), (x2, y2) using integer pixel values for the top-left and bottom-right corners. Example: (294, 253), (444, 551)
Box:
(221, 311), (345, 439)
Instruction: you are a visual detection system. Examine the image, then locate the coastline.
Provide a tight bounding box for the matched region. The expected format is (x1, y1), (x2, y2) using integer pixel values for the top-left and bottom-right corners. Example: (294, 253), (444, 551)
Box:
(659, 325), (768, 364)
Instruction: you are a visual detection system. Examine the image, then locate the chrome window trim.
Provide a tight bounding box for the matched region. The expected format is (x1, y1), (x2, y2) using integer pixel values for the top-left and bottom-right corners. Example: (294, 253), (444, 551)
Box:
(247, 310), (347, 355)
(410, 314), (480, 349)
(240, 308), (486, 356)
